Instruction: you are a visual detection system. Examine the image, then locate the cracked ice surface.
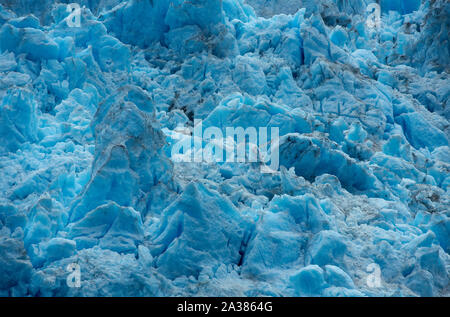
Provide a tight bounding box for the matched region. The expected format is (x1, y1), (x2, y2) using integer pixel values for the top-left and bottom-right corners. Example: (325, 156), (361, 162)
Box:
(0, 0), (449, 297)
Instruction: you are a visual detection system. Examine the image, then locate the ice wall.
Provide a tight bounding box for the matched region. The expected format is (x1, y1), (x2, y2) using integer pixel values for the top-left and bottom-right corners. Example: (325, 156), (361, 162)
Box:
(0, 0), (449, 297)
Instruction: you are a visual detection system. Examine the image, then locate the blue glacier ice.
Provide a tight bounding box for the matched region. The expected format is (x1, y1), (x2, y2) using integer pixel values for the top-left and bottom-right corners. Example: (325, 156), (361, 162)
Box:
(0, 0), (449, 297)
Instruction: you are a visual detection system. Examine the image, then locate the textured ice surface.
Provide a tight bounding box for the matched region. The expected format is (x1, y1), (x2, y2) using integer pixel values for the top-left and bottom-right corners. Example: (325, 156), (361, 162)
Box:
(0, 0), (449, 297)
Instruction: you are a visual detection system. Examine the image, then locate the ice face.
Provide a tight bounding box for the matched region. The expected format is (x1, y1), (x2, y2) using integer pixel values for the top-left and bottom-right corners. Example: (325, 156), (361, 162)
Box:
(0, 0), (449, 297)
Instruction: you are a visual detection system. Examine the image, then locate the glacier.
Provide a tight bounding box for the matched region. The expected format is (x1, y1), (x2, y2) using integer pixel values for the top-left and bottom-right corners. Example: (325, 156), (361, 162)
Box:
(0, 0), (449, 297)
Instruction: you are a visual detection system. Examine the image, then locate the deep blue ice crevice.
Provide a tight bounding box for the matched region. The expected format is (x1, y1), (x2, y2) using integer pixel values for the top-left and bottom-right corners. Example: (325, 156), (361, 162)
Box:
(68, 202), (144, 253)
(150, 182), (249, 279)
(69, 86), (174, 223)
(278, 133), (384, 195)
